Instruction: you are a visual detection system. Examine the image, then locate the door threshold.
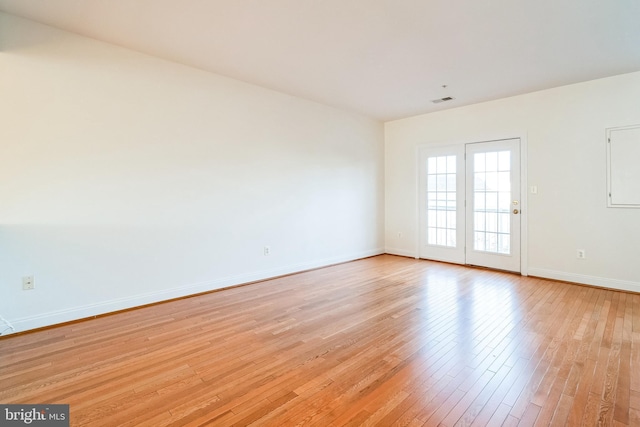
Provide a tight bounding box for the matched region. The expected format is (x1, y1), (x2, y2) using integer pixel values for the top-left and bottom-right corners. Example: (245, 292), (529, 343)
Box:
(465, 264), (522, 275)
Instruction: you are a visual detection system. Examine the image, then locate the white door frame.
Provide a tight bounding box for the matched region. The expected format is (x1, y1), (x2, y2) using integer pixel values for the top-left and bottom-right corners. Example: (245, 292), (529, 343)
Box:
(415, 134), (528, 276)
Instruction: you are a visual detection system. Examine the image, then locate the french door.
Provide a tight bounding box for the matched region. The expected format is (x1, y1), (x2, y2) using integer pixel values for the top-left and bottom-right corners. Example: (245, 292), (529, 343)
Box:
(419, 138), (522, 272)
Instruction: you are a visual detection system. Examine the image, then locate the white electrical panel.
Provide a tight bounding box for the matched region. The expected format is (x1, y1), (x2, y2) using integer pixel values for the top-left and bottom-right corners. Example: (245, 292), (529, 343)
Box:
(607, 125), (640, 208)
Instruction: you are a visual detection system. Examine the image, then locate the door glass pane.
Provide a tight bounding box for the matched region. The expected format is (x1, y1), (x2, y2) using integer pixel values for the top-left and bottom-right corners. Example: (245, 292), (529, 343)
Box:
(498, 172), (510, 191)
(428, 227), (437, 245)
(473, 150), (511, 254)
(487, 233), (498, 252)
(447, 174), (456, 191)
(498, 213), (510, 233)
(486, 192), (497, 210)
(428, 211), (437, 227)
(498, 192), (510, 211)
(499, 234), (510, 254)
(498, 151), (510, 171)
(486, 152), (498, 171)
(428, 157), (437, 172)
(475, 153), (486, 172)
(447, 229), (456, 247)
(486, 172), (497, 191)
(486, 212), (497, 232)
(474, 232), (485, 251)
(426, 155), (457, 247)
(428, 175), (436, 191)
(447, 211), (456, 229)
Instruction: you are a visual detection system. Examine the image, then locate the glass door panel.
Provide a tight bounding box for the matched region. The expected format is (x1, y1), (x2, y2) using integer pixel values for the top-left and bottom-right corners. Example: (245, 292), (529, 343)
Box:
(419, 145), (465, 264)
(466, 139), (521, 272)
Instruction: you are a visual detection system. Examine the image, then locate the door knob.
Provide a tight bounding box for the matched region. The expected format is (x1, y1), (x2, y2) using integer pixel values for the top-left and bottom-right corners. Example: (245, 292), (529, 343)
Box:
(513, 209), (519, 214)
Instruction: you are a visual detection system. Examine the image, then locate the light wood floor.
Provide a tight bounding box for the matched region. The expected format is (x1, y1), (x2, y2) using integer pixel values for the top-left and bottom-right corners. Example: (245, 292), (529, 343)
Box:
(1, 255), (639, 426)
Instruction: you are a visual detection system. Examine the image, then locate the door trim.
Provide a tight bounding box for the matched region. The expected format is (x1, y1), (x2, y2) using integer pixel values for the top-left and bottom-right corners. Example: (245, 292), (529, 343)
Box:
(415, 133), (528, 276)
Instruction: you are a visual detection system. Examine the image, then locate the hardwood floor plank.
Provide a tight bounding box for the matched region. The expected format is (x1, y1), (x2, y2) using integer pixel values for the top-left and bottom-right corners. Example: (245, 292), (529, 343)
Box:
(633, 294), (640, 334)
(631, 332), (640, 396)
(518, 403), (541, 426)
(439, 369), (495, 426)
(475, 402), (509, 427)
(631, 389), (640, 410)
(468, 362), (526, 427)
(548, 393), (573, 427)
(614, 297), (633, 425)
(1, 255), (638, 426)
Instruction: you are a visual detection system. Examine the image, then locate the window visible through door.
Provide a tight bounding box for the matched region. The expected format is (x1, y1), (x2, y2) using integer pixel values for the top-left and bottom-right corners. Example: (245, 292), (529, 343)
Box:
(426, 155), (457, 247)
(472, 151), (512, 254)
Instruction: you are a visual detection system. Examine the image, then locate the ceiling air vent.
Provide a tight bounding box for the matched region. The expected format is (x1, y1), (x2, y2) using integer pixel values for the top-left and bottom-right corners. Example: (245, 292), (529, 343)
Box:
(432, 96), (455, 104)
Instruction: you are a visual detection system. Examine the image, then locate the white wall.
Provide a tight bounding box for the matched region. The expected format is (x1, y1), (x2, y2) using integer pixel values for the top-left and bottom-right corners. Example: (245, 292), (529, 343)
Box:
(0, 13), (385, 334)
(386, 71), (640, 292)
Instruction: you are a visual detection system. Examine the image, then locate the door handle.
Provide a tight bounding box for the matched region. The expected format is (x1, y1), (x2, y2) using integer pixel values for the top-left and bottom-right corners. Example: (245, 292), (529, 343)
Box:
(513, 209), (519, 214)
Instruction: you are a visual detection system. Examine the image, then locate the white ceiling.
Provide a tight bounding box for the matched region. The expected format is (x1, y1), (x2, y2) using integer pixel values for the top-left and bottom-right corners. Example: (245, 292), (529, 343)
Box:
(1, 0), (639, 121)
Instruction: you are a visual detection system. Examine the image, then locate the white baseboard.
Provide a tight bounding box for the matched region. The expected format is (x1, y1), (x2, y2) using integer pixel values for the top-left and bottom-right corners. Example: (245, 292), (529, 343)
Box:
(0, 314), (15, 336)
(527, 267), (640, 293)
(384, 247), (418, 258)
(6, 248), (384, 335)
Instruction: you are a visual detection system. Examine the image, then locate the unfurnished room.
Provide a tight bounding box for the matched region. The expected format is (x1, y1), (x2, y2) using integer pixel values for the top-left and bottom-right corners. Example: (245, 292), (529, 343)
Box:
(1, 1), (640, 426)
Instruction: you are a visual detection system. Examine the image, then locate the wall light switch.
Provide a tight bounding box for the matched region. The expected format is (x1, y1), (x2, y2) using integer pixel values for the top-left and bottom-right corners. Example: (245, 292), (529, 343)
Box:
(22, 276), (34, 290)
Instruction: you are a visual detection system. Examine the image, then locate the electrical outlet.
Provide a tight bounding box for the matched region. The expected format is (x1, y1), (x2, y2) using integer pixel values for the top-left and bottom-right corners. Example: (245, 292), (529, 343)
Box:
(264, 246), (271, 256)
(576, 249), (586, 259)
(22, 275), (34, 290)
